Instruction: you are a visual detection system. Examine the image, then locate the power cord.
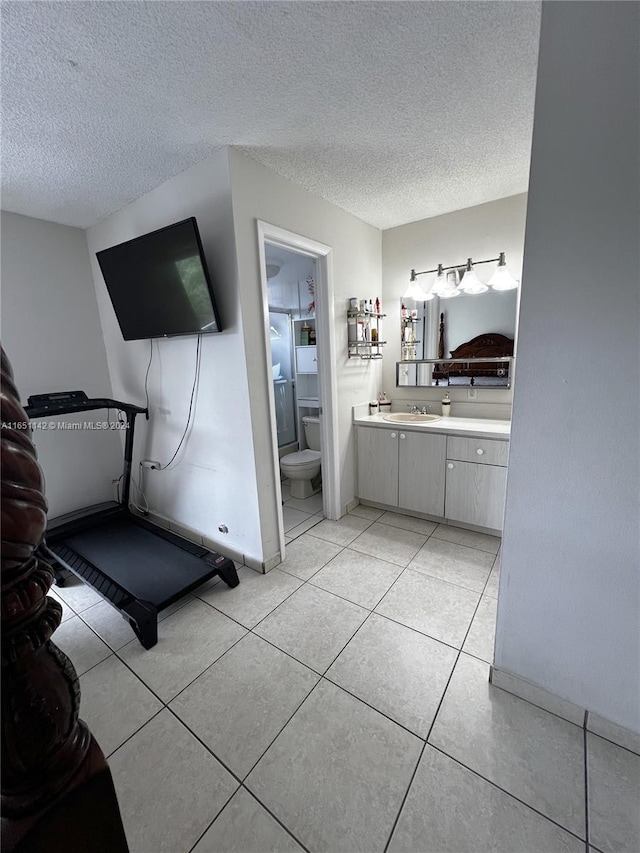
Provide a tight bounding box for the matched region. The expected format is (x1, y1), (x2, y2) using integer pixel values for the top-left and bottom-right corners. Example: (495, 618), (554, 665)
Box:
(144, 339), (153, 418)
(131, 466), (150, 514)
(153, 334), (202, 470)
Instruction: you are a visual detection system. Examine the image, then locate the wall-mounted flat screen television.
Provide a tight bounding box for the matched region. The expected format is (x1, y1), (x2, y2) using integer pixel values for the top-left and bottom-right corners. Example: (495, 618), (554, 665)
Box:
(96, 217), (222, 340)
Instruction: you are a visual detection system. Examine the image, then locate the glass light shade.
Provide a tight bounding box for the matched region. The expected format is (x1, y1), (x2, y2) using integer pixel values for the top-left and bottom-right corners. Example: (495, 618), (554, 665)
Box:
(460, 264), (488, 294)
(431, 265), (447, 296)
(488, 264), (518, 290)
(403, 279), (432, 301)
(439, 268), (461, 299)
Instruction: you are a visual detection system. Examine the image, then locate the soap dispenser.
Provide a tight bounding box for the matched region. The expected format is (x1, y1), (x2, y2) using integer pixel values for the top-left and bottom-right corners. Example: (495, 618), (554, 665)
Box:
(441, 392), (451, 417)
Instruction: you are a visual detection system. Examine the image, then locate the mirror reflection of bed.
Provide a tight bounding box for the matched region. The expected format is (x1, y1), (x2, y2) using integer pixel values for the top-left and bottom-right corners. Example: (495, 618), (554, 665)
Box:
(432, 325), (514, 387)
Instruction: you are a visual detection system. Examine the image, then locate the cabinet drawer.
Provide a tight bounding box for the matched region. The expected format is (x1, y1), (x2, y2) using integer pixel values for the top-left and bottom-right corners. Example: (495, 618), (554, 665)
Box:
(296, 346), (317, 374)
(446, 435), (509, 467)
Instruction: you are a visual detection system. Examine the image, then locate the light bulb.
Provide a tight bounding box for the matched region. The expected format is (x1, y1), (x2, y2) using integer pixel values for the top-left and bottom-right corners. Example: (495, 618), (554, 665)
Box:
(460, 258), (488, 294)
(439, 267), (461, 299)
(489, 253), (518, 290)
(431, 264), (447, 296)
(403, 277), (432, 302)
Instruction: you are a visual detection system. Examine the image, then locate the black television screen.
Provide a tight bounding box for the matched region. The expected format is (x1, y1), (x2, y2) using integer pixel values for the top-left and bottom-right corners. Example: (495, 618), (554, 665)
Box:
(96, 217), (222, 341)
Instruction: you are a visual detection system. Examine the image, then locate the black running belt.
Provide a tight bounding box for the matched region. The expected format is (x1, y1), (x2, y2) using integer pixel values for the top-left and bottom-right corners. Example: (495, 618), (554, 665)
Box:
(61, 518), (213, 607)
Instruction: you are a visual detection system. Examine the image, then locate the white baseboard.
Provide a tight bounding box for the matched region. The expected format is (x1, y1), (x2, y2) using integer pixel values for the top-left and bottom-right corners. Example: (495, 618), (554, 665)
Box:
(243, 549), (282, 574)
(490, 666), (640, 754)
(587, 712), (640, 755)
(344, 497), (360, 515)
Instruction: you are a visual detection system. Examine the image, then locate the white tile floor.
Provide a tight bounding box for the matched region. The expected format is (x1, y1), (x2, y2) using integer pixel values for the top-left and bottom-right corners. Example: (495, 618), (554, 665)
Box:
(53, 508), (639, 853)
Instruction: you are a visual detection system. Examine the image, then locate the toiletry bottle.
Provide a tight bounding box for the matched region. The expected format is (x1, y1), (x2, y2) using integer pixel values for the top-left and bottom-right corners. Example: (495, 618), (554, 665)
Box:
(379, 392), (391, 413)
(369, 399), (379, 416)
(348, 315), (357, 341)
(309, 327), (316, 345)
(442, 392), (451, 417)
(375, 297), (380, 315)
(300, 323), (310, 346)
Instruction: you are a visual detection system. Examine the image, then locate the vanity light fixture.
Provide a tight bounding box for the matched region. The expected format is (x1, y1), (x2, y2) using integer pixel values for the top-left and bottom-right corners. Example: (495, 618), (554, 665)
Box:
(438, 268), (462, 299)
(404, 270), (434, 302)
(409, 252), (518, 297)
(460, 258), (488, 294)
(431, 264), (447, 296)
(488, 252), (519, 290)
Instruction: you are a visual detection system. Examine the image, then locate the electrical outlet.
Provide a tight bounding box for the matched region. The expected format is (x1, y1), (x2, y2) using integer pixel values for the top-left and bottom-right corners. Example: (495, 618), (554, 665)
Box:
(467, 387), (478, 400)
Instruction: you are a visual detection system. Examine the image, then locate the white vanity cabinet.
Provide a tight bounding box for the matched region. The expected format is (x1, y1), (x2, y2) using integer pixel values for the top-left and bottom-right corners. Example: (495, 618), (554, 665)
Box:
(357, 426), (446, 517)
(445, 436), (508, 531)
(355, 418), (510, 533)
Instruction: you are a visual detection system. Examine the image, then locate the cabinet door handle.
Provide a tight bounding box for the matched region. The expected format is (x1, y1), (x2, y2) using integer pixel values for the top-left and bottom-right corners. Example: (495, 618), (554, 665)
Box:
(399, 433), (406, 440)
(447, 462), (455, 469)
(390, 432), (397, 439)
(476, 448), (484, 455)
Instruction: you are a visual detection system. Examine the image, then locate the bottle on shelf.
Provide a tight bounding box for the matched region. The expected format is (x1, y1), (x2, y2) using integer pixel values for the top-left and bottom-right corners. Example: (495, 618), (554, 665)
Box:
(348, 315), (357, 341)
(309, 327), (316, 345)
(375, 297), (380, 315)
(300, 323), (311, 346)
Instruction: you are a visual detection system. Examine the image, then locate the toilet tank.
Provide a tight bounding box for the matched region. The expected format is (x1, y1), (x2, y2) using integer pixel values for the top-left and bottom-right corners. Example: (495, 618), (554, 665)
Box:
(302, 416), (321, 450)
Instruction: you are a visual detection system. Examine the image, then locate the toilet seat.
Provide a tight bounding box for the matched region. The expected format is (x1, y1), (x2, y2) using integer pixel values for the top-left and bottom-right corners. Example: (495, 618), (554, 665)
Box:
(281, 449), (321, 473)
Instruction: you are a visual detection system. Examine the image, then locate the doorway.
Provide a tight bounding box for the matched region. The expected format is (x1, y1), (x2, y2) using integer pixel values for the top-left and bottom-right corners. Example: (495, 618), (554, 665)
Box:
(257, 221), (339, 560)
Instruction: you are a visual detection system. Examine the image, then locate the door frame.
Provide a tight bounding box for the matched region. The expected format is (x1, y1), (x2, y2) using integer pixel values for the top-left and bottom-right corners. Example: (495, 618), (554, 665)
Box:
(257, 221), (340, 557)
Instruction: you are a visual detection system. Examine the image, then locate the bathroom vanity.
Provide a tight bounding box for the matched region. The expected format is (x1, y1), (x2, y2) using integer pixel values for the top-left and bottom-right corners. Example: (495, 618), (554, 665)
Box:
(354, 412), (510, 534)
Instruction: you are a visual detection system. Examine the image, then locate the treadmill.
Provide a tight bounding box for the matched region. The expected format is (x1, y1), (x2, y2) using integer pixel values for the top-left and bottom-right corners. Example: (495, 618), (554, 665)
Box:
(25, 390), (240, 649)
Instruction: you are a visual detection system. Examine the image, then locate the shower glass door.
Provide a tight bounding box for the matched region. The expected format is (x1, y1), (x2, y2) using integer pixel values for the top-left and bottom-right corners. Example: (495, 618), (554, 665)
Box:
(269, 310), (297, 447)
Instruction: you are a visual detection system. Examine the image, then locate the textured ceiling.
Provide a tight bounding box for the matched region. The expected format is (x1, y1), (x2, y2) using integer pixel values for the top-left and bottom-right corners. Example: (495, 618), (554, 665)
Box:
(1, 1), (541, 230)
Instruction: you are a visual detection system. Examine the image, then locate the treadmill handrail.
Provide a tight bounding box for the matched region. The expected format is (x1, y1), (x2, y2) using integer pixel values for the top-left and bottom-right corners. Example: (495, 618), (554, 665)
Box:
(24, 397), (148, 419)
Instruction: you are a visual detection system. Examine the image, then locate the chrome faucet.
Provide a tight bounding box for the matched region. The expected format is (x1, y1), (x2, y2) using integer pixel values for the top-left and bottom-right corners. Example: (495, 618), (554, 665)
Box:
(408, 405), (429, 414)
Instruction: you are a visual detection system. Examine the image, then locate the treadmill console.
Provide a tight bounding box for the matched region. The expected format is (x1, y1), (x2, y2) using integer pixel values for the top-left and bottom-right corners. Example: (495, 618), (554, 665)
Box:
(24, 391), (147, 419)
(27, 390), (89, 410)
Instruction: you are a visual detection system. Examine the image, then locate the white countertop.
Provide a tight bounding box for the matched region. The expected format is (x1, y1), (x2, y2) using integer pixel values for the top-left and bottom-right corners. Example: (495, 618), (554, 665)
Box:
(353, 412), (510, 440)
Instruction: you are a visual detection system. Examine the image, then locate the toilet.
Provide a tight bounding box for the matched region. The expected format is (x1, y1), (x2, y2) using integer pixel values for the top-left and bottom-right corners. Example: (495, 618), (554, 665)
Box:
(280, 416), (322, 499)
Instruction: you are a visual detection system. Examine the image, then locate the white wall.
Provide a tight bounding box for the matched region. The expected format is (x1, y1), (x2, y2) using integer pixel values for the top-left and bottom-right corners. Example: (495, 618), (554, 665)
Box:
(1, 211), (123, 517)
(86, 149), (264, 565)
(381, 195), (527, 415)
(228, 148), (382, 560)
(497, 2), (640, 733)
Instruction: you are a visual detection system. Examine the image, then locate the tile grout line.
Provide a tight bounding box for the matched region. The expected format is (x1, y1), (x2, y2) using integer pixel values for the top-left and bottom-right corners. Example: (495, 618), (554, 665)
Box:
(235, 786), (312, 853)
(104, 705), (166, 761)
(381, 556), (488, 853)
(426, 742), (589, 846)
(321, 670), (429, 743)
(239, 678), (324, 782)
(382, 743), (427, 853)
(382, 570), (495, 853)
(185, 787), (239, 853)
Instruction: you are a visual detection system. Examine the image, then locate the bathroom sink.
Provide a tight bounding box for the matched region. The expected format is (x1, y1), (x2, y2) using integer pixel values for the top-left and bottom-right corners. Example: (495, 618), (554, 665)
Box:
(382, 413), (441, 423)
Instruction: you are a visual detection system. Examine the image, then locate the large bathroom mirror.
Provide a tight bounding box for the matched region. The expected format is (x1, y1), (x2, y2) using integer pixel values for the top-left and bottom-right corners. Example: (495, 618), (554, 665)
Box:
(397, 287), (518, 387)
